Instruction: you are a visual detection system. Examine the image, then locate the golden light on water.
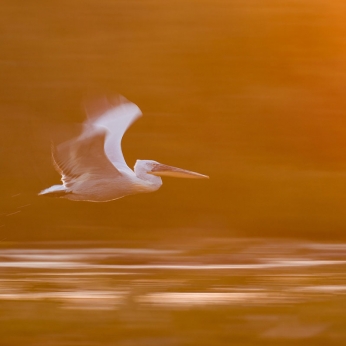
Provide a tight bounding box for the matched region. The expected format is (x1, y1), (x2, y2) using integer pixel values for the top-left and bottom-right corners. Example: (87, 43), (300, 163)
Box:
(2, 0), (346, 344)
(1, 239), (346, 344)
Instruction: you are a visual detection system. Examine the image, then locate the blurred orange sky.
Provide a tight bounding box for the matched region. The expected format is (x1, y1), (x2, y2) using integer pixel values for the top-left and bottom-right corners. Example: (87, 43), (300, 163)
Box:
(1, 0), (346, 240)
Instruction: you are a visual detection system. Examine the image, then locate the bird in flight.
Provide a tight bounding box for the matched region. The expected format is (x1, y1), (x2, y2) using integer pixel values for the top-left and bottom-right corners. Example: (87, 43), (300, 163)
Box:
(39, 95), (209, 202)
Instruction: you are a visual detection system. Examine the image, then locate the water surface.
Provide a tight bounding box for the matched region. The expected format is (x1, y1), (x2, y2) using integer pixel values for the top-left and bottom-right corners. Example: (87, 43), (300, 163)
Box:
(1, 239), (346, 345)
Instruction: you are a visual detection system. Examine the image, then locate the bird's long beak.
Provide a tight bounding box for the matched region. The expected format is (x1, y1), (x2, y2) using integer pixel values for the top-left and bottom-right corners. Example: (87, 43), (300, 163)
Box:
(149, 163), (209, 179)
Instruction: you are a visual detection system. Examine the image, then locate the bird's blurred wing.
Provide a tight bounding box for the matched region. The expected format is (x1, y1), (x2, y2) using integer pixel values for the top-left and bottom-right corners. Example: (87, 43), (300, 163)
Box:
(52, 130), (121, 189)
(84, 95), (142, 171)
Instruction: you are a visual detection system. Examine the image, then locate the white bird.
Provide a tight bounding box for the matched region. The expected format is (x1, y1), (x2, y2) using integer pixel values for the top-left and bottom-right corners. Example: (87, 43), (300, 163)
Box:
(39, 95), (209, 202)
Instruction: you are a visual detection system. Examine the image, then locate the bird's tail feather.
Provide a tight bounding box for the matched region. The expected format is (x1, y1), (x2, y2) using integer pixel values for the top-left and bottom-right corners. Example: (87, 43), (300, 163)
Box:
(38, 185), (70, 197)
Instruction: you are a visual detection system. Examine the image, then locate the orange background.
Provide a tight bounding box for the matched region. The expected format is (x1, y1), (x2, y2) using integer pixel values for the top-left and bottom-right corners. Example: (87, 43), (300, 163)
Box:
(1, 0), (346, 241)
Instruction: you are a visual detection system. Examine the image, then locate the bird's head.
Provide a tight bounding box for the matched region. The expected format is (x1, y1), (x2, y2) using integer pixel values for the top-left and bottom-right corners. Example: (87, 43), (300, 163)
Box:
(134, 160), (209, 182)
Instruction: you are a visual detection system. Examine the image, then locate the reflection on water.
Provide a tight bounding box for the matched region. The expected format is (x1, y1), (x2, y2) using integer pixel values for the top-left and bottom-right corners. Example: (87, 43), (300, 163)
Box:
(1, 239), (346, 344)
(138, 292), (269, 307)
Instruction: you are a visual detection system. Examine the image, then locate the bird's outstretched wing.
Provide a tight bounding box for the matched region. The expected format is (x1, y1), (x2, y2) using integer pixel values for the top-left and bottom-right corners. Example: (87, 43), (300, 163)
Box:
(52, 130), (121, 189)
(84, 95), (142, 171)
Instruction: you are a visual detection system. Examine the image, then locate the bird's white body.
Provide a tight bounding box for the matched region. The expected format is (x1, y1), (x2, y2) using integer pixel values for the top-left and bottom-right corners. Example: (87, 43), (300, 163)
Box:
(39, 95), (208, 202)
(58, 163), (162, 202)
